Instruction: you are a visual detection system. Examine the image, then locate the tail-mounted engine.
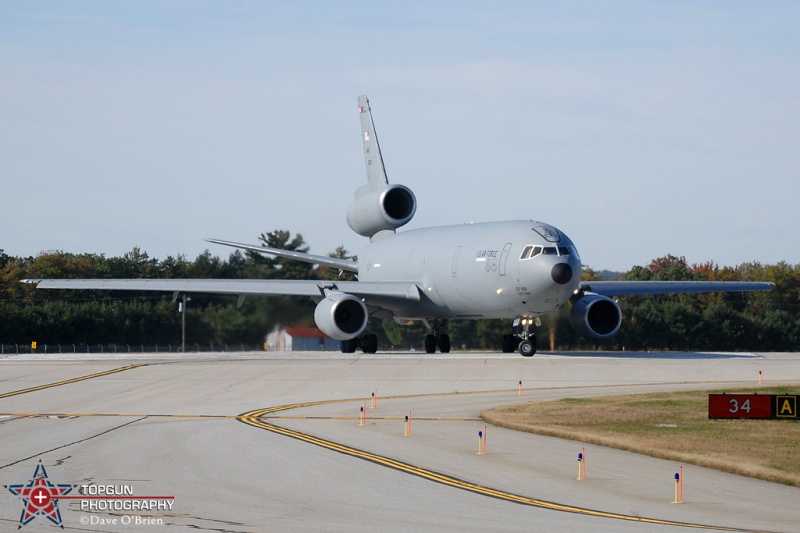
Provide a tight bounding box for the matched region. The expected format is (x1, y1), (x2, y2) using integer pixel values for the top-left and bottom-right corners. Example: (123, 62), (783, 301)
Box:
(569, 293), (622, 341)
(313, 291), (369, 341)
(346, 184), (417, 238)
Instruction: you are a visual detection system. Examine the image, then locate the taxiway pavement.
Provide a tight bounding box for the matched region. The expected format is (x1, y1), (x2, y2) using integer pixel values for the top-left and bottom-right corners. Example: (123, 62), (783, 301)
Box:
(1, 351), (798, 532)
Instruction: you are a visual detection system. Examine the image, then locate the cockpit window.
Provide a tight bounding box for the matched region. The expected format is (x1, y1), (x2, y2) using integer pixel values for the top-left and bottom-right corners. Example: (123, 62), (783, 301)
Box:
(567, 245), (580, 260)
(520, 244), (578, 259)
(520, 245), (543, 260)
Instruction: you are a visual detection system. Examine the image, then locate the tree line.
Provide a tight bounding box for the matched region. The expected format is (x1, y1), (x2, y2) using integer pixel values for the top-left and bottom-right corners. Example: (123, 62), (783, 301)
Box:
(1, 232), (798, 351)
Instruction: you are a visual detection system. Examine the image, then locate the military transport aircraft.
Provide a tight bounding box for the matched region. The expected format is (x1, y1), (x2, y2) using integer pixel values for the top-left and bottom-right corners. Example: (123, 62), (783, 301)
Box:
(25, 96), (773, 356)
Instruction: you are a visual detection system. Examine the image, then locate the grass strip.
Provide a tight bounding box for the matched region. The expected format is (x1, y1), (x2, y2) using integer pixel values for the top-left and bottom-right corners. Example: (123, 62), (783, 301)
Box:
(482, 386), (800, 486)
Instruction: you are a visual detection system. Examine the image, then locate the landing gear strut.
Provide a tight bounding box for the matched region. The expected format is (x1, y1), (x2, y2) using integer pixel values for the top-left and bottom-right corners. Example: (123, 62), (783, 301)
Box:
(423, 320), (451, 354)
(502, 317), (539, 357)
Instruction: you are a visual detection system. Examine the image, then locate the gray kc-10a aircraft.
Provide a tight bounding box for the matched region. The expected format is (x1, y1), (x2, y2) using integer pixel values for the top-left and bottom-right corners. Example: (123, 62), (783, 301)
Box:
(26, 96), (773, 356)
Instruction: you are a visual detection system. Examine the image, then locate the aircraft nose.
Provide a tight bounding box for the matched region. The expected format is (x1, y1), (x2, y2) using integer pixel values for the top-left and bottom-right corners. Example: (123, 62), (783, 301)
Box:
(551, 263), (573, 285)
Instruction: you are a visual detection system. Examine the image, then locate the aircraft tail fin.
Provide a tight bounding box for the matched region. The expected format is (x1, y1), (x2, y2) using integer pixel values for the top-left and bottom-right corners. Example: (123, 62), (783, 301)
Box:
(347, 96), (417, 240)
(357, 95), (389, 194)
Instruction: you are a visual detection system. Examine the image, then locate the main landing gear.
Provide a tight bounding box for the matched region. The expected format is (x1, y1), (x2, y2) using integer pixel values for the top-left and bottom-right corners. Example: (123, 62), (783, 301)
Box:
(502, 317), (539, 357)
(423, 319), (451, 354)
(424, 333), (451, 354)
(340, 334), (378, 354)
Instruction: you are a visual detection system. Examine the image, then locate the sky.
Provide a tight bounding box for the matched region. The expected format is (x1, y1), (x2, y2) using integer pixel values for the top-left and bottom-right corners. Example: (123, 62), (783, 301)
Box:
(1, 1), (798, 272)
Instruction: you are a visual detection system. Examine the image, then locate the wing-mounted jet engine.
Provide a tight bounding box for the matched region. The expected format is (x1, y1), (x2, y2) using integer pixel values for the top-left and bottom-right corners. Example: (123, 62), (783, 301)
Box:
(313, 291), (369, 341)
(569, 293), (623, 340)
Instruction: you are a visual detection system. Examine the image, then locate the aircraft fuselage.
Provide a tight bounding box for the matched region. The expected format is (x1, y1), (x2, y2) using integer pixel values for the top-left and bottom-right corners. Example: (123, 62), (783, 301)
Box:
(359, 220), (582, 320)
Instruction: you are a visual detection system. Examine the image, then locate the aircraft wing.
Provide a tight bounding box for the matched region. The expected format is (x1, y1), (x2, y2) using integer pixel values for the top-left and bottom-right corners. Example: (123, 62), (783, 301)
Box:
(578, 280), (774, 297)
(23, 278), (421, 303)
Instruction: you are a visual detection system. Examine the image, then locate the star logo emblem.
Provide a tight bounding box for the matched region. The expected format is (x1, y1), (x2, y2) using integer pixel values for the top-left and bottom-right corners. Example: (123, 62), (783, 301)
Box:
(6, 462), (74, 528)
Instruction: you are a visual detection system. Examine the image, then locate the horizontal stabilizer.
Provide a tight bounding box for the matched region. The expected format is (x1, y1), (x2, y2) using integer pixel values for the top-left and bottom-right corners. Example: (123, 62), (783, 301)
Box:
(206, 238), (358, 273)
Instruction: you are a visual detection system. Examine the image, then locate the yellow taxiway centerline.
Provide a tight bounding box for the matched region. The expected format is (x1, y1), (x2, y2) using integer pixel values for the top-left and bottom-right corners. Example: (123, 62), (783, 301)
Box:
(0, 364), (146, 399)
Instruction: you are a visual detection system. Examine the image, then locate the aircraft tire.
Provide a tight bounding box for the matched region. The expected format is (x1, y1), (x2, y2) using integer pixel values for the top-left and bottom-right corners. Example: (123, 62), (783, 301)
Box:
(501, 335), (514, 353)
(341, 338), (358, 353)
(502, 334), (521, 353)
(437, 334), (451, 353)
(424, 334), (437, 354)
(363, 334), (378, 354)
(519, 340), (536, 357)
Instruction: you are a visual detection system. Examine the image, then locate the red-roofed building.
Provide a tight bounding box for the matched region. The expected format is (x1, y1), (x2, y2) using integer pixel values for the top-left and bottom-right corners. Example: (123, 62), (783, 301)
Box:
(265, 324), (340, 352)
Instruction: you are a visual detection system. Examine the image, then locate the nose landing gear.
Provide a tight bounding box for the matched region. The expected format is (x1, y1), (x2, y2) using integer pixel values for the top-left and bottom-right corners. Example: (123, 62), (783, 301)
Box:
(502, 317), (539, 356)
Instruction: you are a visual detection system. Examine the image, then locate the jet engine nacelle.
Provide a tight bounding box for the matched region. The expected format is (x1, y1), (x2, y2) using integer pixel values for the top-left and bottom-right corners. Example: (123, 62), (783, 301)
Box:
(313, 291), (369, 341)
(569, 293), (622, 340)
(346, 184), (417, 238)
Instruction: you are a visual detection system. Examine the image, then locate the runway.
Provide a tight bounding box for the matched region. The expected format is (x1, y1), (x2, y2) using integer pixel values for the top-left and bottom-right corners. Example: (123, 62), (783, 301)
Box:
(1, 351), (798, 532)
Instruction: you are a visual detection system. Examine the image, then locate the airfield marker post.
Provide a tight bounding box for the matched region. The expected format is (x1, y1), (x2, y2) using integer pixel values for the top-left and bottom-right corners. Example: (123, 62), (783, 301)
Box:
(759, 370), (763, 385)
(582, 447), (587, 480)
(371, 390), (376, 409)
(477, 431), (484, 455)
(673, 472), (681, 503)
(518, 380), (523, 397)
(404, 415), (410, 436)
(359, 406), (365, 426)
(577, 453), (583, 480)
